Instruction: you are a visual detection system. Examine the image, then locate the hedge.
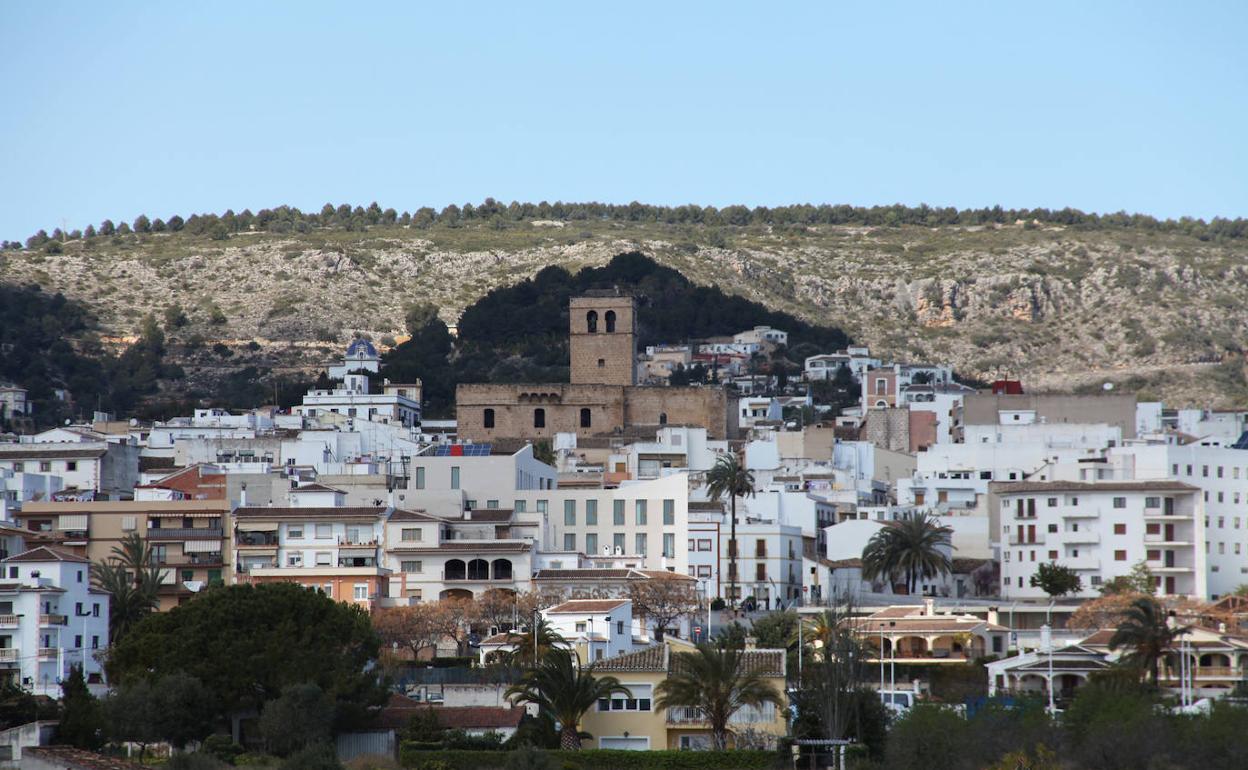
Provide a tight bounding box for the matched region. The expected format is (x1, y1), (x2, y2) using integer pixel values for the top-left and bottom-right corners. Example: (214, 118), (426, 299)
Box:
(398, 747), (784, 769)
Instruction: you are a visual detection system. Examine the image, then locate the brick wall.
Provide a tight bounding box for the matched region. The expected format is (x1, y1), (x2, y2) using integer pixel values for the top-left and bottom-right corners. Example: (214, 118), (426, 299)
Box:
(570, 296), (636, 386)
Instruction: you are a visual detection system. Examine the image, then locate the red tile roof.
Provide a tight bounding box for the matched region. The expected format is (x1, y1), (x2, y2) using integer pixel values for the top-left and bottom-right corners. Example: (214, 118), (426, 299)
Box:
(234, 506), (385, 519)
(24, 747), (146, 769)
(389, 508), (443, 522)
(546, 599), (630, 614)
(4, 545), (91, 563)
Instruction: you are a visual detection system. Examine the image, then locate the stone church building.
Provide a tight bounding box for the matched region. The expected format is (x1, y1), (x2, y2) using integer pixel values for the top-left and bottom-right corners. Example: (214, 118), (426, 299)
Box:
(456, 292), (731, 441)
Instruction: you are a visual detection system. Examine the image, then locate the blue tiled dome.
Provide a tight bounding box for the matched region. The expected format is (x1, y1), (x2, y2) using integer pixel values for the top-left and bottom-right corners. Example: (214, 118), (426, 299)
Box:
(346, 338), (378, 358)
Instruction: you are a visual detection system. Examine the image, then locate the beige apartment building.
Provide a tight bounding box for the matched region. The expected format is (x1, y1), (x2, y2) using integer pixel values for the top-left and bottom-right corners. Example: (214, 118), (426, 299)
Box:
(16, 500), (232, 610)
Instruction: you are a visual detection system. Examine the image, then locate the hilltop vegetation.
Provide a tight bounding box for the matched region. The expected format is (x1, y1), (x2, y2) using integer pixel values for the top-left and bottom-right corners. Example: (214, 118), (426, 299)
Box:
(2, 200), (1248, 412)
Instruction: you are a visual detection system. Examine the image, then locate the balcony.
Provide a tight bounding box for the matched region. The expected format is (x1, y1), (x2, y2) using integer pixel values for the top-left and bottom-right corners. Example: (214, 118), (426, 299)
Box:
(1008, 536), (1045, 547)
(40, 614), (67, 626)
(1060, 510), (1099, 519)
(37, 648), (57, 660)
(236, 534), (279, 549)
(1144, 534), (1192, 546)
(1062, 532), (1100, 545)
(148, 527), (224, 540)
(0, 648), (19, 664)
(1062, 556), (1100, 571)
(667, 704), (778, 725)
(0, 615), (18, 628)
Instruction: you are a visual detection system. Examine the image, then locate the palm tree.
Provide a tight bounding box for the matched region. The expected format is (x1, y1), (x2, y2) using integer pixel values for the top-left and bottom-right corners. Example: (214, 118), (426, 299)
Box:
(498, 618), (568, 668)
(506, 648), (631, 750)
(706, 454), (755, 609)
(92, 533), (165, 644)
(1108, 596), (1187, 686)
(860, 512), (952, 594)
(655, 641), (784, 751)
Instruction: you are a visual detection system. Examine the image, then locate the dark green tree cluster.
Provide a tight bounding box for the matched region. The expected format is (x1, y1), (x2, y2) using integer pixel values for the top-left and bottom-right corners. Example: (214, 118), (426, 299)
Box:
(106, 583), (388, 732)
(10, 198), (1248, 249)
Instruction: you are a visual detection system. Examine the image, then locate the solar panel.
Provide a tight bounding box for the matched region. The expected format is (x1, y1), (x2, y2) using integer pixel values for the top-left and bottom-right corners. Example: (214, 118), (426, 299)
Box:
(430, 443), (492, 457)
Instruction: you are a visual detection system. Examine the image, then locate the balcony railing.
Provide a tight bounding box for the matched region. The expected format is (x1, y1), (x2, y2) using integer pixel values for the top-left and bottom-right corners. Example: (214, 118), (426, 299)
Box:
(37, 648), (57, 659)
(667, 704), (778, 725)
(237, 535), (279, 548)
(0, 615), (18, 627)
(0, 648), (19, 663)
(40, 614), (67, 626)
(148, 527), (224, 540)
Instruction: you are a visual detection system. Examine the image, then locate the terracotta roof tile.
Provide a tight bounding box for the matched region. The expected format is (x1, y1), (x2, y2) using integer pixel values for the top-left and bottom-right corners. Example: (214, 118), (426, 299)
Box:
(546, 599), (630, 613)
(4, 545), (91, 563)
(593, 645), (667, 672)
(388, 508), (442, 522)
(24, 747), (147, 769)
(464, 509), (514, 522)
(993, 480), (1199, 494)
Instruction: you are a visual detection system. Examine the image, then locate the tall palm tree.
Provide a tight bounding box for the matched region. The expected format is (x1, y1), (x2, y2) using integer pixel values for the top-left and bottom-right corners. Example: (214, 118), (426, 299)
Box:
(1108, 596), (1187, 686)
(92, 533), (165, 644)
(655, 641), (784, 751)
(506, 648), (631, 750)
(860, 512), (952, 594)
(706, 454), (755, 609)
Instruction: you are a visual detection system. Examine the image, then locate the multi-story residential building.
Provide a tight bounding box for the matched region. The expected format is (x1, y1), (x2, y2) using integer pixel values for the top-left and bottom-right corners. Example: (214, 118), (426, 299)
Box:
(733, 326), (788, 348)
(957, 393), (1138, 443)
(722, 519), (803, 610)
(0, 546), (111, 697)
(382, 508), (533, 604)
(993, 480), (1205, 599)
(16, 500), (231, 610)
(583, 640), (788, 750)
(0, 468), (62, 518)
(0, 440), (138, 500)
(857, 602), (1009, 664)
(514, 473), (690, 577)
(233, 504), (390, 609)
(293, 372), (421, 429)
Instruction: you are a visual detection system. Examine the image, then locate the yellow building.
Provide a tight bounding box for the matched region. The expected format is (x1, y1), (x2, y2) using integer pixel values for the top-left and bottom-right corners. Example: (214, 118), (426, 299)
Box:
(580, 641), (788, 751)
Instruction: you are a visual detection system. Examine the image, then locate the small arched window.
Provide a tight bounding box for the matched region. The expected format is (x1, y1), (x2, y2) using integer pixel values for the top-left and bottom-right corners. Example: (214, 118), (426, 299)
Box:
(586, 310), (598, 333)
(534, 408), (546, 428)
(483, 408), (495, 429)
(659, 412), (668, 425)
(580, 408), (592, 428)
(605, 310), (617, 333)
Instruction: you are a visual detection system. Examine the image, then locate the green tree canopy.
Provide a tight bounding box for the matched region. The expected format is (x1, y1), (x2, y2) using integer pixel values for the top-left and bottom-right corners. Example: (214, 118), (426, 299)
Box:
(1030, 562), (1084, 598)
(106, 583), (386, 726)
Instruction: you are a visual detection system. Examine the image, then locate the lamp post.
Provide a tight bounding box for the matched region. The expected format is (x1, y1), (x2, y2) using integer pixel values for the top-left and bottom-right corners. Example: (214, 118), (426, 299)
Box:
(1043, 598), (1055, 714)
(586, 617), (594, 664)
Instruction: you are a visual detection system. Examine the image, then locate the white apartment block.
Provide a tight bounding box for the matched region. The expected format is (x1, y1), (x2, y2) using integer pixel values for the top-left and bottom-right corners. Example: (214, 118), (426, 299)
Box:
(994, 481), (1205, 600)
(514, 473), (690, 576)
(0, 442), (138, 500)
(722, 520), (804, 609)
(0, 546), (111, 698)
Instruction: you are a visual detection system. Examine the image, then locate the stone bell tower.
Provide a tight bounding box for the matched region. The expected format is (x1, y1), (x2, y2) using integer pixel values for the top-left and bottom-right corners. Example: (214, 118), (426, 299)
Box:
(569, 292), (636, 386)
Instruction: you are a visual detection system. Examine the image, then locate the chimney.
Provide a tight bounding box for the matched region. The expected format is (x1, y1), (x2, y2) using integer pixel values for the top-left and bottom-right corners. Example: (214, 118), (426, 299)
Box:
(239, 483), (247, 507)
(744, 636), (757, 650)
(987, 606), (1000, 627)
(387, 488), (395, 509)
(924, 597), (935, 617)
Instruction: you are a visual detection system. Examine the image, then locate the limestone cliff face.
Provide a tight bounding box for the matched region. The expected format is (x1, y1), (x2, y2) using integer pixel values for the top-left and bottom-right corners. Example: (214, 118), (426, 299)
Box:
(2, 221), (1246, 406)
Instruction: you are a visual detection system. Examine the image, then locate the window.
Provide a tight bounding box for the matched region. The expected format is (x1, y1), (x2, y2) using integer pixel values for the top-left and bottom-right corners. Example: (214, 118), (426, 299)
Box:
(663, 499), (675, 525)
(288, 553), (303, 567)
(1047, 524), (1058, 533)
(66, 461), (77, 472)
(1049, 550), (1058, 560)
(515, 500), (526, 512)
(401, 528), (422, 542)
(1114, 550), (1127, 561)
(316, 523), (332, 539)
(698, 539), (712, 551)
(533, 408), (546, 429)
(1112, 497), (1127, 509)
(91, 636), (99, 649)
(564, 500), (576, 526)
(1144, 496), (1161, 509)
(487, 499), (499, 509)
(576, 622), (587, 633)
(635, 500), (647, 525)
(580, 408), (592, 429)
(77, 569), (83, 583)
(150, 545), (167, 564)
(597, 358), (605, 368)
(314, 552), (331, 566)
(756, 564), (767, 581)
(586, 533), (598, 554)
(605, 310), (617, 333)
(617, 619), (625, 635)
(1114, 523), (1126, 535)
(536, 499), (548, 513)
(288, 525), (304, 539)
(613, 500), (625, 526)
(613, 533), (626, 552)
(564, 533), (577, 551)
(353, 584), (368, 600)
(635, 533), (647, 554)
(39, 461), (51, 472)
(586, 500), (598, 525)
(663, 533), (675, 558)
(483, 408), (495, 429)
(586, 310), (598, 333)
(92, 603), (100, 617)
(451, 466), (460, 490)
(659, 412), (667, 425)
(1047, 498), (1057, 507)
(401, 560), (423, 572)
(980, 471), (992, 480)
(415, 467), (426, 489)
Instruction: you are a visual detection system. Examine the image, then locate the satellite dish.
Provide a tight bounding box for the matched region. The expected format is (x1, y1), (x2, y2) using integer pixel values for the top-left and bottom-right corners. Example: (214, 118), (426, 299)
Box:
(1103, 383), (1114, 391)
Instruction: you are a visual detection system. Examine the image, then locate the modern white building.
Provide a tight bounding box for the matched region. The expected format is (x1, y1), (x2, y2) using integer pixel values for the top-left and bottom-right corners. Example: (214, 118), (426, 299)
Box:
(0, 546), (111, 697)
(0, 442), (138, 500)
(994, 480), (1206, 600)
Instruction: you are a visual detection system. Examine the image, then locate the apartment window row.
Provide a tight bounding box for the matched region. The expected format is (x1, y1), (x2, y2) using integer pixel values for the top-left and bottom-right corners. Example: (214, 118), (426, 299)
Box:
(1174, 463), (1247, 480)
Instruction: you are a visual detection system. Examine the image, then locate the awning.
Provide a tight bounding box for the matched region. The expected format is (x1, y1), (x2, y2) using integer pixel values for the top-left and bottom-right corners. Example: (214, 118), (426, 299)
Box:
(56, 515), (89, 531)
(236, 522), (279, 532)
(150, 511), (222, 518)
(182, 540), (222, 553)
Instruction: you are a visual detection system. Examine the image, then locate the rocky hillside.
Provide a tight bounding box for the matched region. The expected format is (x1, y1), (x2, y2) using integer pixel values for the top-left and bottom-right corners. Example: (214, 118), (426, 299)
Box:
(3, 217), (1247, 407)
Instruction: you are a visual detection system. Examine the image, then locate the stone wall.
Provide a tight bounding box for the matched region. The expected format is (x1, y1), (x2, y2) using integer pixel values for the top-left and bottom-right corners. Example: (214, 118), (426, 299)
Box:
(570, 295), (636, 386)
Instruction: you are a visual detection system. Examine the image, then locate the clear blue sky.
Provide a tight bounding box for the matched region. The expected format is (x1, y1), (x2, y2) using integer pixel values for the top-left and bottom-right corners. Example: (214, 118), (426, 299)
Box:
(2, 2), (1245, 239)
